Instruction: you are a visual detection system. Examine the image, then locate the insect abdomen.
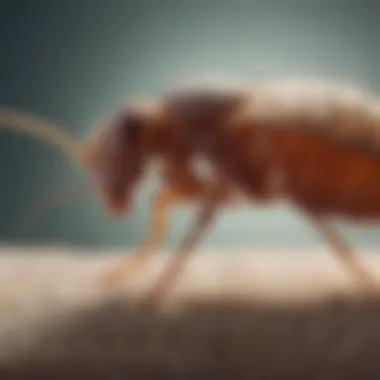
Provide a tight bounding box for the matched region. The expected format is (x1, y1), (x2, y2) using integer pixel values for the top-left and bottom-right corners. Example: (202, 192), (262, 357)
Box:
(270, 129), (380, 220)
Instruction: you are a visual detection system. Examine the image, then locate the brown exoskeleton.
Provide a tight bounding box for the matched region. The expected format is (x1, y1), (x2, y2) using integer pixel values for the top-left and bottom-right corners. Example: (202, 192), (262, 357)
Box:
(151, 79), (380, 300)
(99, 79), (380, 302)
(2, 78), (380, 304)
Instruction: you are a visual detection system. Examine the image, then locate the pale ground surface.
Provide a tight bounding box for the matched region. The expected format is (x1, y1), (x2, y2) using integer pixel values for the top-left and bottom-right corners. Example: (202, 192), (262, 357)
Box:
(0, 245), (378, 302)
(0, 246), (380, 379)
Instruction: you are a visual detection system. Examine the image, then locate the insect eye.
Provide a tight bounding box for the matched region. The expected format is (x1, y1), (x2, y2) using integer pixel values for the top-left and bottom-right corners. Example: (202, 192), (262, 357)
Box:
(114, 111), (145, 144)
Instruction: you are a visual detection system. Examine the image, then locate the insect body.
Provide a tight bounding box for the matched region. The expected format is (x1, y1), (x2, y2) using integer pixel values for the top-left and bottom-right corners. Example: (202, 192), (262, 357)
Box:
(151, 79), (380, 299)
(3, 78), (380, 303)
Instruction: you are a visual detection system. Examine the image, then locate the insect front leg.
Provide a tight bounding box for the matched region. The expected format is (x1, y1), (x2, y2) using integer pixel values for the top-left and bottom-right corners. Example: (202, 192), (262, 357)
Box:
(306, 214), (377, 293)
(140, 173), (230, 308)
(101, 185), (186, 287)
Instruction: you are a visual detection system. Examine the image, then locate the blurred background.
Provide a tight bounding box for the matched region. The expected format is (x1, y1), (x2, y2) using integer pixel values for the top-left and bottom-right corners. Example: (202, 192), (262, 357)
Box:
(1, 0), (380, 251)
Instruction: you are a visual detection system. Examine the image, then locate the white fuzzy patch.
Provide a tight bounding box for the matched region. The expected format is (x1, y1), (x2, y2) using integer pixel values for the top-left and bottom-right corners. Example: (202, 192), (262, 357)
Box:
(191, 155), (219, 182)
(248, 78), (380, 123)
(170, 72), (250, 94)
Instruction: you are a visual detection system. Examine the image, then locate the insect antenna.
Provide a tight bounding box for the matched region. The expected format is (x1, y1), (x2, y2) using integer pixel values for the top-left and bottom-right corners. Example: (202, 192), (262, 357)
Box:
(0, 107), (84, 162)
(14, 182), (92, 239)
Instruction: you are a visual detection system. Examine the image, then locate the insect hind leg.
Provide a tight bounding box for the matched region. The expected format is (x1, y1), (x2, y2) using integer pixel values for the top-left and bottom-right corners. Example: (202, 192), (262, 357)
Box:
(307, 214), (378, 294)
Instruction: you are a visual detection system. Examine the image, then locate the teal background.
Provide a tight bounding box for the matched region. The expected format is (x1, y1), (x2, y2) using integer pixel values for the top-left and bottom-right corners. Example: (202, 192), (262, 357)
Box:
(1, 0), (380, 250)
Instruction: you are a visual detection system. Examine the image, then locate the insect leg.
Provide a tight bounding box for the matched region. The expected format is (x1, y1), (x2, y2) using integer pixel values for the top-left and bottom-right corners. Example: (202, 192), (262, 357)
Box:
(308, 214), (377, 292)
(101, 185), (185, 286)
(140, 175), (227, 307)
